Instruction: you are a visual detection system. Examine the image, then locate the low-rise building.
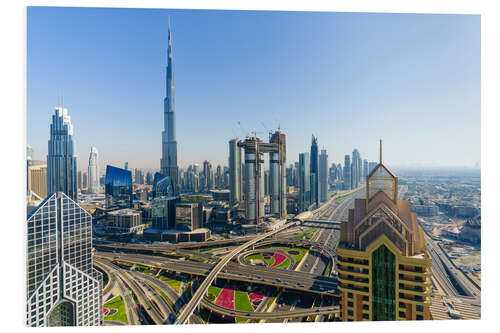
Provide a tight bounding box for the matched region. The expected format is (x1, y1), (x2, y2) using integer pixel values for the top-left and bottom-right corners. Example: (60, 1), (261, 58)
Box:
(107, 208), (144, 233)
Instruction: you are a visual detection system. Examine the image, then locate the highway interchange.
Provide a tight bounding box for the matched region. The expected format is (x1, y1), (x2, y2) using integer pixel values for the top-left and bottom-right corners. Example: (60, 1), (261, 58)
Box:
(95, 185), (481, 324)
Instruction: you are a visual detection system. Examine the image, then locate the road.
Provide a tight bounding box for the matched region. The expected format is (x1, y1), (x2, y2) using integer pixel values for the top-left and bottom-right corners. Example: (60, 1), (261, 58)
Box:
(175, 221), (298, 324)
(94, 259), (140, 325)
(200, 295), (339, 319)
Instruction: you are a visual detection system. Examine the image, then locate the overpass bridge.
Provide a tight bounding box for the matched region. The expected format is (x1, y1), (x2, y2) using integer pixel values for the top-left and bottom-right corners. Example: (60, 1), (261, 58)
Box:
(175, 221), (301, 324)
(200, 296), (339, 319)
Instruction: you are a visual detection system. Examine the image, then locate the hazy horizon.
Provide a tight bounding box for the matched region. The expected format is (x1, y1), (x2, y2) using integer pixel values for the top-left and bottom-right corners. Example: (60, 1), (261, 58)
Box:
(27, 8), (480, 171)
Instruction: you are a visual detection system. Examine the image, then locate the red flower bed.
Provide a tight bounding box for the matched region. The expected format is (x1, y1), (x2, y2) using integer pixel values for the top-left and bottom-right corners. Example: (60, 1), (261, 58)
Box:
(270, 251), (287, 268)
(249, 293), (264, 301)
(215, 286), (235, 310)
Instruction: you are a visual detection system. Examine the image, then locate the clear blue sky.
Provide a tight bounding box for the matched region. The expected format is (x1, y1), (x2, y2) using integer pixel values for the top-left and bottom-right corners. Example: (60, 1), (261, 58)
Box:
(27, 7), (480, 172)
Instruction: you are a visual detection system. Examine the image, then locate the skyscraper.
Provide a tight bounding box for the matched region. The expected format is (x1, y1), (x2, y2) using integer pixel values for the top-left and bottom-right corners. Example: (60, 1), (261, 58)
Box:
(203, 160), (212, 192)
(319, 149), (328, 203)
(343, 155), (351, 190)
(47, 107), (77, 201)
(105, 165), (133, 209)
(228, 139), (242, 204)
(299, 152), (311, 212)
(160, 20), (179, 196)
(26, 192), (102, 326)
(87, 147), (99, 194)
(352, 149), (361, 189)
(363, 159), (369, 179)
(82, 171), (87, 189)
(336, 141), (432, 321)
(310, 135), (319, 206)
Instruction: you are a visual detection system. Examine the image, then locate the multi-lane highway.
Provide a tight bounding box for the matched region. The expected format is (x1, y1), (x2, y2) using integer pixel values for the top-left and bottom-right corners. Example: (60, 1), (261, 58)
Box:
(176, 221), (299, 324)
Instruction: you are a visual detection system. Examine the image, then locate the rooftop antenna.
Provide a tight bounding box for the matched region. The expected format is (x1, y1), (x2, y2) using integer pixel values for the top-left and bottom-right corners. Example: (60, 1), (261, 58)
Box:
(379, 139), (383, 164)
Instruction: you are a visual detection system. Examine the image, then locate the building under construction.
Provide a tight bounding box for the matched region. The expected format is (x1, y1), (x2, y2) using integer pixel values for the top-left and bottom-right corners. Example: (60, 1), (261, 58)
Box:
(238, 130), (287, 224)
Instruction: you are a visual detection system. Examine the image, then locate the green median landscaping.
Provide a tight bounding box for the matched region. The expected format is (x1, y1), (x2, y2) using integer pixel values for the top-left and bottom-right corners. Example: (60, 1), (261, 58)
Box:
(234, 291), (253, 323)
(103, 296), (128, 324)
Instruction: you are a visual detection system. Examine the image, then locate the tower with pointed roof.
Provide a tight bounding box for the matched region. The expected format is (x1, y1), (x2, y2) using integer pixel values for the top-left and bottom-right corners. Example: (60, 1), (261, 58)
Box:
(160, 17), (179, 196)
(336, 140), (432, 321)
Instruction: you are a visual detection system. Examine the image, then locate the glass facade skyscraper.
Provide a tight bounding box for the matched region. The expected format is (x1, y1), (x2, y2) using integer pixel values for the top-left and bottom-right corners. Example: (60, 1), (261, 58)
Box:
(228, 139), (242, 205)
(299, 152), (311, 212)
(319, 149), (328, 203)
(87, 147), (99, 194)
(105, 165), (133, 209)
(161, 20), (179, 196)
(344, 154), (351, 190)
(47, 107), (77, 201)
(310, 135), (319, 206)
(26, 192), (102, 327)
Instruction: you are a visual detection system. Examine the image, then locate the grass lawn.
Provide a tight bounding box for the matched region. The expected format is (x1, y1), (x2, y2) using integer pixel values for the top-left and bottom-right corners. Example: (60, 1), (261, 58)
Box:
(135, 264), (155, 274)
(246, 253), (264, 261)
(293, 229), (318, 240)
(103, 296), (128, 324)
(274, 258), (291, 269)
(207, 286), (222, 301)
(166, 279), (181, 293)
(286, 247), (308, 264)
(263, 256), (275, 266)
(158, 275), (182, 293)
(234, 291), (253, 323)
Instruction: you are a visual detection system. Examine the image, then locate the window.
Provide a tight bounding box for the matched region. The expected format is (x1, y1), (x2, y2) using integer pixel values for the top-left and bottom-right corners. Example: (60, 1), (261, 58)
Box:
(362, 313), (369, 319)
(348, 310), (354, 316)
(399, 311), (406, 318)
(416, 314), (424, 320)
(416, 305), (423, 312)
(348, 302), (353, 307)
(348, 293), (353, 299)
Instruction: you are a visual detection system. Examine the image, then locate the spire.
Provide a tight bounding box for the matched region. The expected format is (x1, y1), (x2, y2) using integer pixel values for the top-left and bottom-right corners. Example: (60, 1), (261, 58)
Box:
(379, 139), (382, 164)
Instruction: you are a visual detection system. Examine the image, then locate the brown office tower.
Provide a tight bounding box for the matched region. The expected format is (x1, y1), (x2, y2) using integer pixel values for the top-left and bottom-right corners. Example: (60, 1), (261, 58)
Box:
(336, 141), (432, 321)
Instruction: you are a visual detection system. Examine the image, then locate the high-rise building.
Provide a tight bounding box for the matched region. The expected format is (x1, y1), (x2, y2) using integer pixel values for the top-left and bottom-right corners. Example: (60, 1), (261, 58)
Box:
(352, 149), (361, 189)
(82, 171), (88, 189)
(336, 141), (432, 321)
(47, 107), (77, 201)
(202, 160), (213, 192)
(299, 152), (311, 212)
(87, 147), (99, 194)
(146, 171), (153, 185)
(27, 144), (34, 161)
(363, 159), (369, 179)
(26, 192), (102, 326)
(77, 171), (82, 190)
(28, 164), (47, 198)
(343, 155), (351, 190)
(160, 20), (179, 196)
(124, 162), (128, 170)
(105, 165), (133, 209)
(134, 168), (145, 185)
(239, 131), (286, 222)
(319, 149), (328, 203)
(310, 135), (319, 206)
(269, 131), (287, 218)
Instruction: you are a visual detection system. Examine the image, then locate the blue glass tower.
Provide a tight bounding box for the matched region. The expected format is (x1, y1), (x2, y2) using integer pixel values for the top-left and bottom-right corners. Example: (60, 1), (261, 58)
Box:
(160, 19), (179, 196)
(104, 165), (133, 209)
(47, 107), (77, 201)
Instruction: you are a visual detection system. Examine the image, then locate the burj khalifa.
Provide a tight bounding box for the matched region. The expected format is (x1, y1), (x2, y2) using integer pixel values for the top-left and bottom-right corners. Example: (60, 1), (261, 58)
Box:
(160, 20), (179, 196)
